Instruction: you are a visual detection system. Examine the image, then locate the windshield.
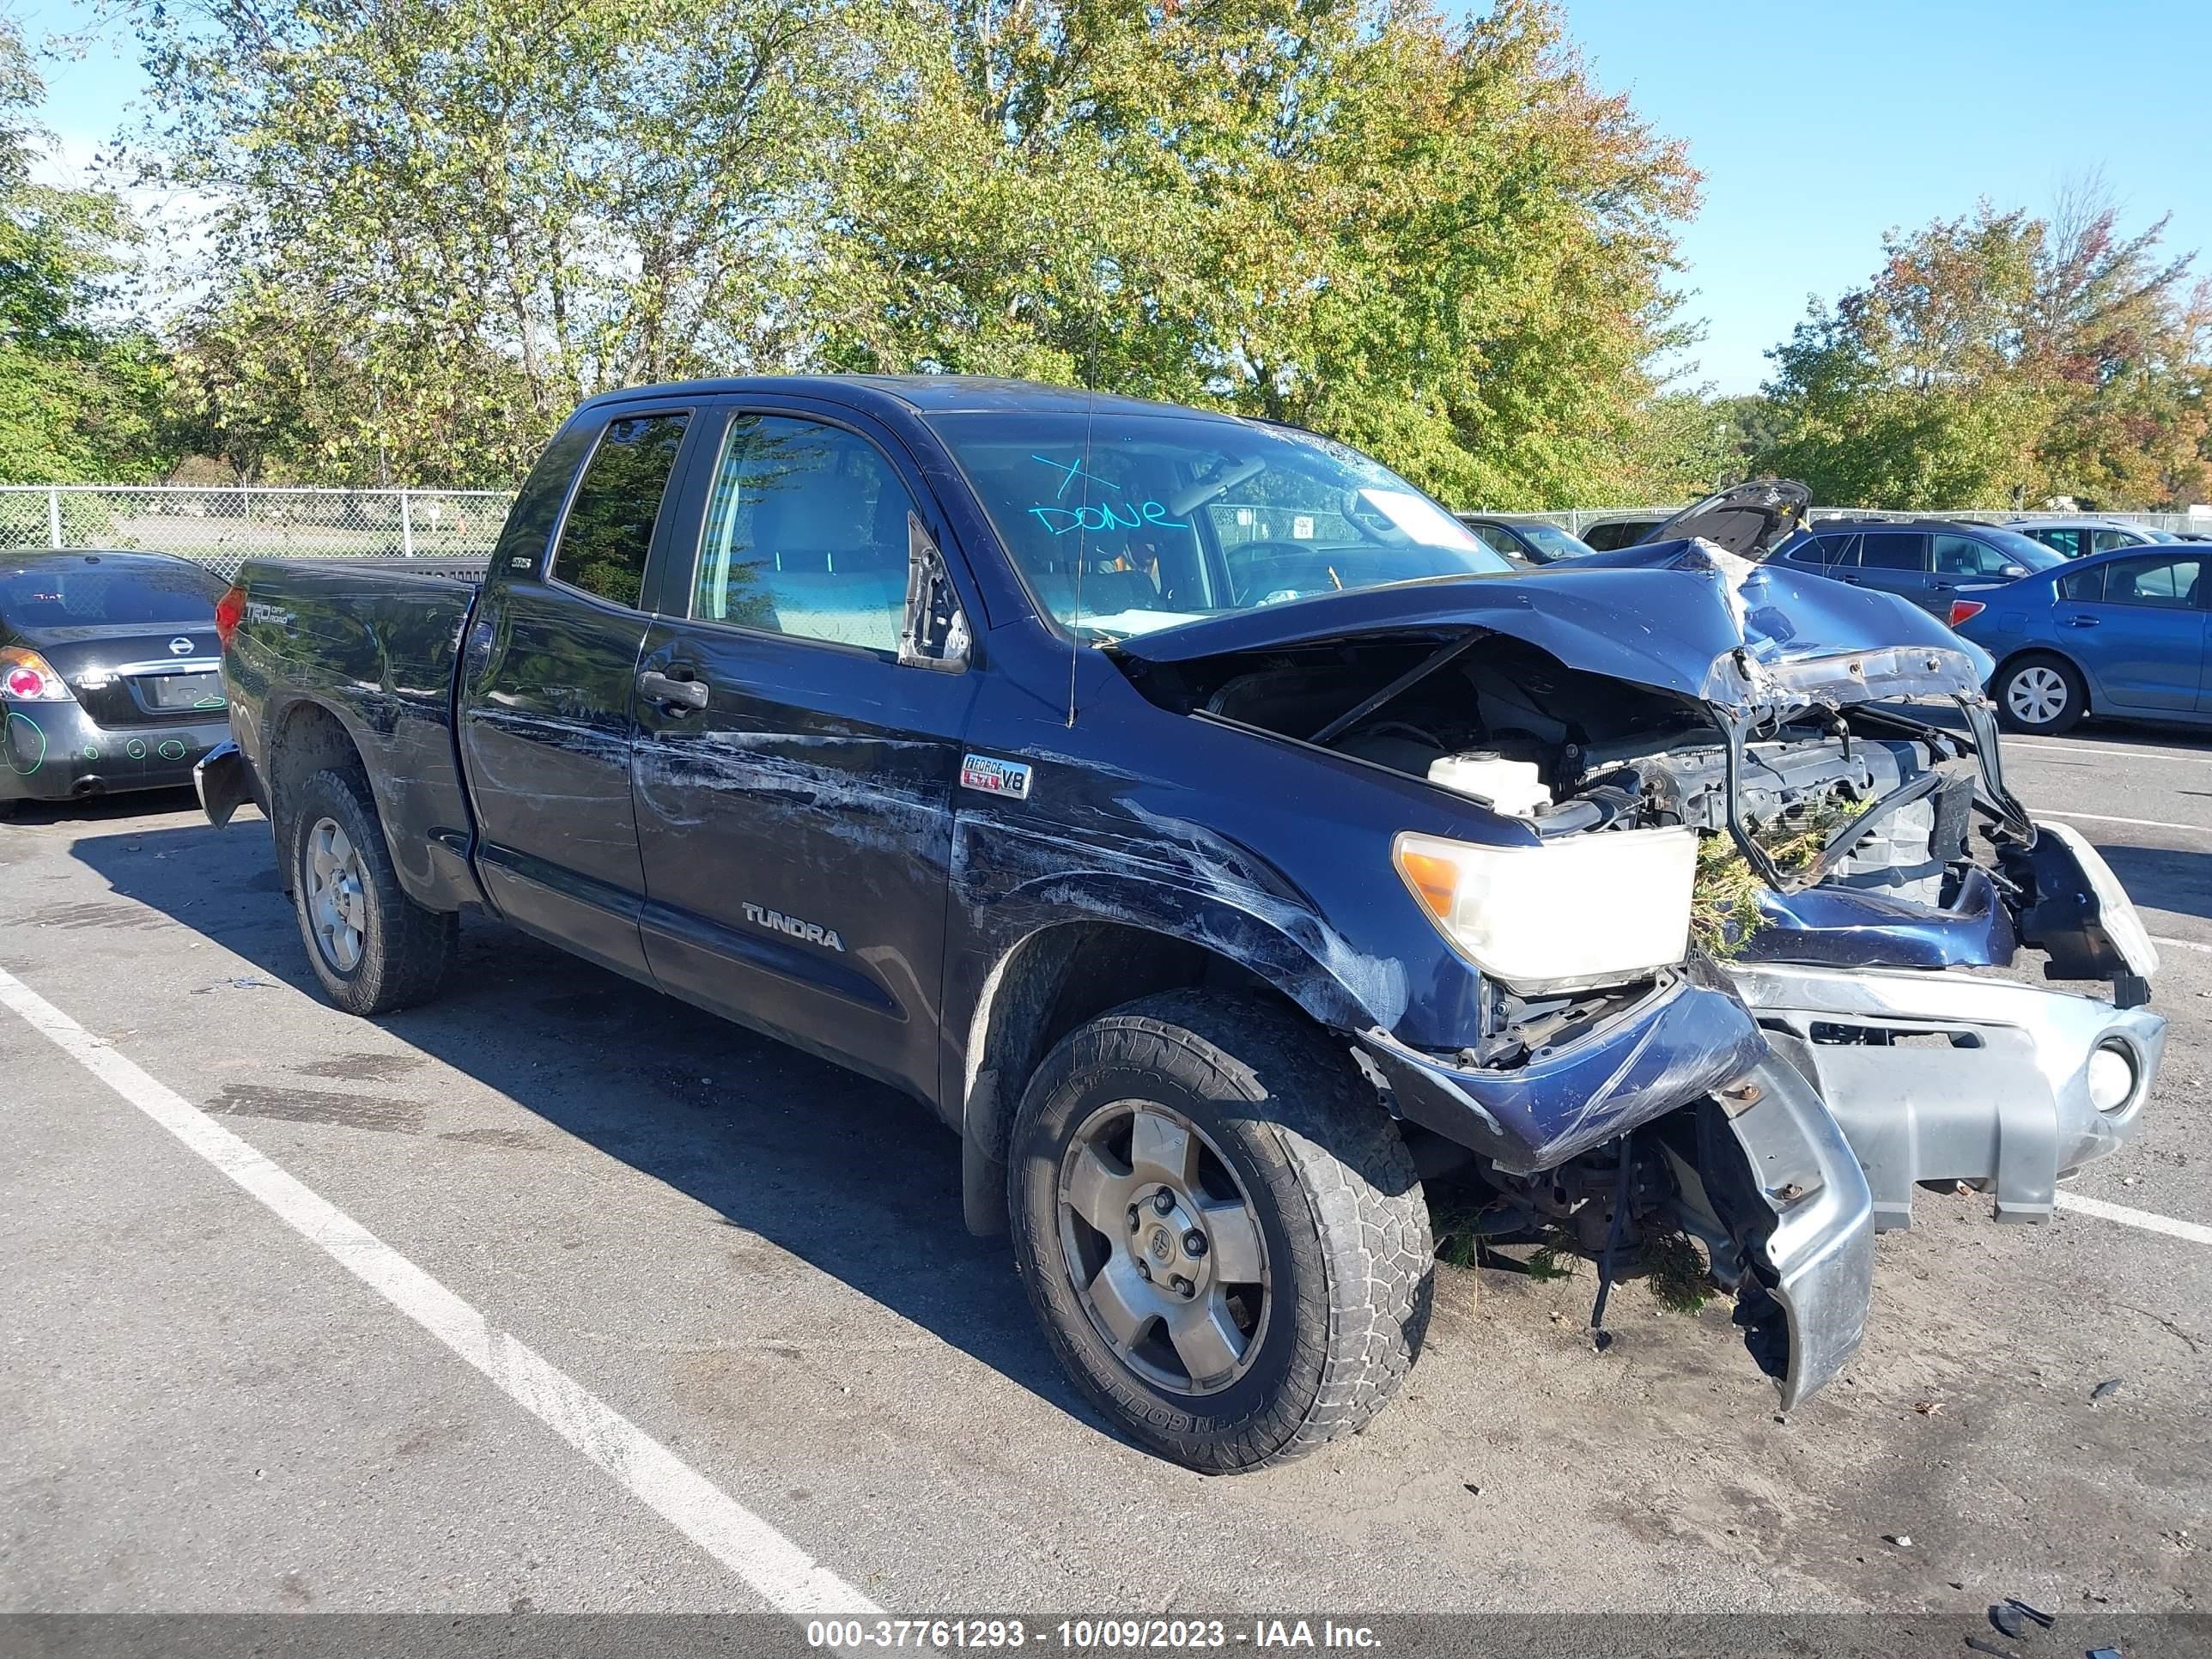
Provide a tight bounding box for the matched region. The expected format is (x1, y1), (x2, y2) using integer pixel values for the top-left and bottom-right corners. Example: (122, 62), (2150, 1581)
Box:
(1976, 526), (2068, 570)
(927, 410), (1513, 638)
(0, 557), (224, 629)
(1509, 522), (1597, 563)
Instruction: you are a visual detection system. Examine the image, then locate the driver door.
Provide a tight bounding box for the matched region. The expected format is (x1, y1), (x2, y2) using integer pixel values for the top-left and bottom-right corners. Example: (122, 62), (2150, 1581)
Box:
(629, 404), (981, 1099)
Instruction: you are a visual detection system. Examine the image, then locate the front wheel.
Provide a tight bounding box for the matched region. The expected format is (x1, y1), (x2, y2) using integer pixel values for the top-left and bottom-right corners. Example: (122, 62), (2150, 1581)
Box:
(1996, 653), (2087, 735)
(1008, 992), (1433, 1473)
(289, 767), (457, 1015)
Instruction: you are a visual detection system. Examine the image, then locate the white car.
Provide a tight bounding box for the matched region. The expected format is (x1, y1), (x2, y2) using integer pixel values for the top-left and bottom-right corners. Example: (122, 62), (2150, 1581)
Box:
(2006, 517), (2165, 558)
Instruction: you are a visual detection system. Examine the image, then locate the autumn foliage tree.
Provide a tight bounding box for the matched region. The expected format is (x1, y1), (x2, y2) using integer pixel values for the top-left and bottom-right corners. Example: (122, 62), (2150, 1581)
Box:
(1759, 193), (2211, 509)
(119, 0), (1698, 501)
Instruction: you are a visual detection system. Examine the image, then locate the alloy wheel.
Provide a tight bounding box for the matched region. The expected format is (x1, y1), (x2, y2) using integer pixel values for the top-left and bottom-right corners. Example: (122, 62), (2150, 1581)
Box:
(304, 817), (368, 973)
(1056, 1100), (1271, 1396)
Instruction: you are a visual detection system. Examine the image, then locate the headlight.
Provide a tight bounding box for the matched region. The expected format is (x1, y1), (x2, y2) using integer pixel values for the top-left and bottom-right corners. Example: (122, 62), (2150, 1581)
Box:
(1394, 826), (1698, 988)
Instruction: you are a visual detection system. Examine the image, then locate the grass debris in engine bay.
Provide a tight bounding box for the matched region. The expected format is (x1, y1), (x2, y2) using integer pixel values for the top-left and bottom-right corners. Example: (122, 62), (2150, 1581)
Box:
(1690, 793), (1874, 957)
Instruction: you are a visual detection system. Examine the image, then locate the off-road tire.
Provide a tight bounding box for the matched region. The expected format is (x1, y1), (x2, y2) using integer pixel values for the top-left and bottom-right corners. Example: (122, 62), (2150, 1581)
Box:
(1009, 990), (1433, 1473)
(1994, 652), (2087, 736)
(289, 767), (457, 1015)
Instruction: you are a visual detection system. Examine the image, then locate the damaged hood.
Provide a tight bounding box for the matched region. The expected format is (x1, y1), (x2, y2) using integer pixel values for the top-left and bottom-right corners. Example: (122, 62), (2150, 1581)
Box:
(1114, 538), (1992, 717)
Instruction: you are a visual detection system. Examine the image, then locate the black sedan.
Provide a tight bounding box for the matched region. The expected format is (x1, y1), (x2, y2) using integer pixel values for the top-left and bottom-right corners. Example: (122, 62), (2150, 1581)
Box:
(1, 550), (232, 813)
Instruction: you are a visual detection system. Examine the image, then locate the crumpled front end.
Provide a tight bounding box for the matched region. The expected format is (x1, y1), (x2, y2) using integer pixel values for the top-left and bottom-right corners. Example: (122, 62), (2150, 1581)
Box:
(1110, 492), (2166, 1412)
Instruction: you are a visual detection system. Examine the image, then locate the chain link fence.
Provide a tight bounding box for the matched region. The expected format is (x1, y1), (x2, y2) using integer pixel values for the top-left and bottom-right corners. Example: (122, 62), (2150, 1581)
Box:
(1510, 504), (2208, 538)
(0, 486), (514, 581)
(4, 483), (2205, 586)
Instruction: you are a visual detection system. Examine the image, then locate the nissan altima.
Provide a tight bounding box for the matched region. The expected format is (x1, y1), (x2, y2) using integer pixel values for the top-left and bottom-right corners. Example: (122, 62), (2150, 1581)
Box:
(1, 550), (232, 814)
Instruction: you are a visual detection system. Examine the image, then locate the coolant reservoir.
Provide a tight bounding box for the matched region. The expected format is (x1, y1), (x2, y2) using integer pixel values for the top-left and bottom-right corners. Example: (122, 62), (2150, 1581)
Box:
(1426, 751), (1552, 818)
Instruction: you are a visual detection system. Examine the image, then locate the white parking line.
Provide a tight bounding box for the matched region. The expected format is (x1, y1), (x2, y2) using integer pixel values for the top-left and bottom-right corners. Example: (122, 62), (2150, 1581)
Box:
(2057, 1192), (2212, 1247)
(2038, 809), (2209, 834)
(2009, 739), (2212, 766)
(2154, 934), (2212, 956)
(0, 966), (880, 1621)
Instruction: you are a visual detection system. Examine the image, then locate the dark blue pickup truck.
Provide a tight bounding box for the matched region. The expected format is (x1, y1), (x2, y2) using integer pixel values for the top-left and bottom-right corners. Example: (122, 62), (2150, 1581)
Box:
(198, 379), (2166, 1471)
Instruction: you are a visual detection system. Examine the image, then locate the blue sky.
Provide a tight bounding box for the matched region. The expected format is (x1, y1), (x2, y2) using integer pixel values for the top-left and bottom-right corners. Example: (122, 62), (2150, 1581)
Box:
(1561, 0), (2212, 392)
(12, 0), (2211, 395)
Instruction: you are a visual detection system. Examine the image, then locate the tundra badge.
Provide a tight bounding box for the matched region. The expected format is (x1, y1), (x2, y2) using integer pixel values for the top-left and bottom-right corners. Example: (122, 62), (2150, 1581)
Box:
(741, 902), (844, 953)
(960, 754), (1032, 799)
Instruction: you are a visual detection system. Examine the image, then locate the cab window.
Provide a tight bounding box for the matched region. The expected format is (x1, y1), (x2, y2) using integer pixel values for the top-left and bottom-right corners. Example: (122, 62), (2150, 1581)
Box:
(1857, 532), (1927, 571)
(2099, 555), (2203, 610)
(692, 416), (917, 652)
(1933, 534), (2010, 578)
(550, 413), (691, 608)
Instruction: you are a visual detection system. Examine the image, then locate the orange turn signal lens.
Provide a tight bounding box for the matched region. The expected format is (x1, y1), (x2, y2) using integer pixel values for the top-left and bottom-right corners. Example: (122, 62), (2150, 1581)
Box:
(1395, 848), (1459, 920)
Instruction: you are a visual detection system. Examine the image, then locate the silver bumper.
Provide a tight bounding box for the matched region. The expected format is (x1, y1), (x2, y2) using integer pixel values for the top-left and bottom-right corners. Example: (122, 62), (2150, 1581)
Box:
(1711, 1054), (1875, 1408)
(1724, 961), (2165, 1228)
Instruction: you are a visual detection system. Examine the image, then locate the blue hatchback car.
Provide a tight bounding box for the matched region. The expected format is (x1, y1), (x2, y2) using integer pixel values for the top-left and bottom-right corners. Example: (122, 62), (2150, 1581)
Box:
(1949, 544), (2209, 734)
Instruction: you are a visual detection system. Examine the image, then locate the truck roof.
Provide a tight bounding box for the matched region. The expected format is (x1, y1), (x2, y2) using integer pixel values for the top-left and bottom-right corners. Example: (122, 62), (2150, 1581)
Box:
(573, 374), (1240, 422)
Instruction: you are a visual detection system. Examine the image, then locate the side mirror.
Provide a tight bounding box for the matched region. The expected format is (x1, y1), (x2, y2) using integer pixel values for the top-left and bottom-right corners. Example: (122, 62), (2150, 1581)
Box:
(900, 512), (971, 672)
(2000, 564), (2027, 580)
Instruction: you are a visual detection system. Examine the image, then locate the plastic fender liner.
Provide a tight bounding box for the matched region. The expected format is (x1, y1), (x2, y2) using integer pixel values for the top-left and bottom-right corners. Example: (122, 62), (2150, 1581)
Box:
(1699, 1056), (1875, 1409)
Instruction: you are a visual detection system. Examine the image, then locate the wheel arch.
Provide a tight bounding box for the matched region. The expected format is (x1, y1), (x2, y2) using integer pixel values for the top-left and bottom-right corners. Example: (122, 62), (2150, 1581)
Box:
(956, 915), (1373, 1237)
(263, 696), (375, 896)
(1991, 644), (2095, 716)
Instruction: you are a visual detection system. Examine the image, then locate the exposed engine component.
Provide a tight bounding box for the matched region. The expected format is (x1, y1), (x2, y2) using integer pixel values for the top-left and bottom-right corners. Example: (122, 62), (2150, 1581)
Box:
(1168, 629), (1983, 914)
(1426, 751), (1550, 818)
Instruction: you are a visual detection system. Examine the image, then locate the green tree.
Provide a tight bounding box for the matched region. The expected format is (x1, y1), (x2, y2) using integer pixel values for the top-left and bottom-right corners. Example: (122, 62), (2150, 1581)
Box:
(0, 20), (167, 483)
(133, 0), (850, 485)
(1758, 198), (2209, 509)
(819, 0), (1698, 507)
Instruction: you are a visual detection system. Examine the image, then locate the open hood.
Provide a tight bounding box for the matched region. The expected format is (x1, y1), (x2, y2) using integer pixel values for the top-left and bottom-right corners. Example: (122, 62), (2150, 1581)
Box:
(1112, 537), (1991, 719)
(1629, 478), (1812, 556)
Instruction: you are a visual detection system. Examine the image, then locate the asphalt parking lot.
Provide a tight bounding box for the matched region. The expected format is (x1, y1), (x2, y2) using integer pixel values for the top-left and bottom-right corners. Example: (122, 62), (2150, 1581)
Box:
(2, 721), (2208, 1639)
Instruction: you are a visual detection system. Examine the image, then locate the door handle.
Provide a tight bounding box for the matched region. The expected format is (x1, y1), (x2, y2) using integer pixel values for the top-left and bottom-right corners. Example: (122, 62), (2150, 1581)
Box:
(638, 668), (710, 711)
(1840, 575), (1863, 585)
(2060, 616), (2100, 629)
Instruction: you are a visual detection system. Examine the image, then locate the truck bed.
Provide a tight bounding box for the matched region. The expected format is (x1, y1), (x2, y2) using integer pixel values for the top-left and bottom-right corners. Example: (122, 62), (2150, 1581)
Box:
(222, 557), (483, 915)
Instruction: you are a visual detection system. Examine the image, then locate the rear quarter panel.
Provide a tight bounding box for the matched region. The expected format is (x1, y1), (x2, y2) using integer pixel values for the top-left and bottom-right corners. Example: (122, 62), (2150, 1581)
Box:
(226, 560), (480, 910)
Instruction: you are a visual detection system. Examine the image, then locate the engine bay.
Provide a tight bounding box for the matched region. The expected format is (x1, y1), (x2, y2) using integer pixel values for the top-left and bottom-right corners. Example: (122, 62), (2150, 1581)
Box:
(1129, 629), (1984, 914)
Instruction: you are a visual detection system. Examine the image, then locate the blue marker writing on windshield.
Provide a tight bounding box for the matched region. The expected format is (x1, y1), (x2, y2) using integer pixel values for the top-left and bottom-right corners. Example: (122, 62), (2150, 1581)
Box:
(1028, 500), (1189, 535)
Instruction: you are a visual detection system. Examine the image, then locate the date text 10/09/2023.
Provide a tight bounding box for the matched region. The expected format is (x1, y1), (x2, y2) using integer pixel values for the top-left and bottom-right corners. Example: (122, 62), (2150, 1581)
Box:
(805, 1620), (1382, 1650)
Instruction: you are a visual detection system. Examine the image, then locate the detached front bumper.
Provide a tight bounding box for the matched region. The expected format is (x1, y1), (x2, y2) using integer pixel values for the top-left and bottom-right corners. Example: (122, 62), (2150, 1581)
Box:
(1723, 961), (2165, 1228)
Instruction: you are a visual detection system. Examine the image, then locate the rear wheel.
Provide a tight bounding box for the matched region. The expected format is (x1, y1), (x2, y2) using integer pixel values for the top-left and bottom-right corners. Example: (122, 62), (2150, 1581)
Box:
(1008, 991), (1432, 1473)
(289, 768), (457, 1014)
(1996, 653), (2086, 735)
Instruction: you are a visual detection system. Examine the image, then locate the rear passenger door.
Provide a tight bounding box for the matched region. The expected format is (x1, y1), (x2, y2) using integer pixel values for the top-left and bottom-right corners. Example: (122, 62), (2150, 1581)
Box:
(458, 406), (699, 978)
(629, 402), (981, 1099)
(2058, 553), (2209, 714)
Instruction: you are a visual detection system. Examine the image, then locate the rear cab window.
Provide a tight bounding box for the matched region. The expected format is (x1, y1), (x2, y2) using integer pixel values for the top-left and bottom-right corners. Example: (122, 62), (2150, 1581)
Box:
(549, 413), (693, 608)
